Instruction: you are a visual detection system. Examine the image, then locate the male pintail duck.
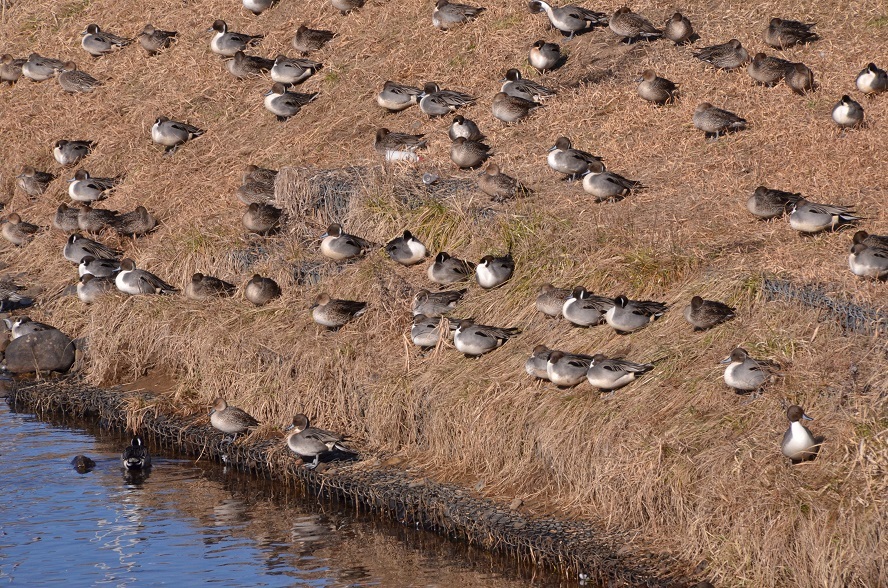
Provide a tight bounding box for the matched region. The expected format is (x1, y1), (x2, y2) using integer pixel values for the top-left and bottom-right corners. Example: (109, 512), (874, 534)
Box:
(115, 258), (178, 295)
(747, 186), (802, 219)
(122, 436), (152, 470)
(331, 0), (365, 15)
(526, 345), (558, 379)
(185, 273), (237, 300)
(320, 223), (374, 260)
(151, 117), (204, 153)
(527, 1), (606, 39)
(77, 274), (116, 303)
(79, 255), (119, 277)
(377, 81), (422, 111)
(604, 295), (667, 333)
(781, 405), (819, 463)
(535, 284), (571, 317)
(832, 95), (863, 128)
(138, 24), (177, 55)
(693, 39), (749, 69)
(209, 20), (263, 57)
(374, 128), (427, 162)
(428, 252), (474, 284)
(764, 18), (818, 49)
(856, 63), (887, 95)
(8, 316), (56, 339)
(747, 53), (790, 85)
(210, 398), (259, 437)
(58, 62), (102, 93)
(54, 204), (81, 232)
(68, 169), (120, 202)
(663, 12), (694, 45)
(243, 203), (282, 234)
(785, 62), (815, 94)
(270, 55), (322, 85)
(478, 163), (530, 202)
(449, 115), (484, 141)
(547, 136), (602, 180)
(244, 0), (275, 16)
(419, 82), (476, 117)
(227, 51), (274, 78)
(22, 53), (65, 81)
(412, 288), (466, 317)
(111, 206), (156, 236)
(720, 347), (780, 391)
(853, 230), (888, 251)
(684, 296), (735, 330)
(586, 354), (653, 391)
(16, 166), (55, 197)
(475, 253), (514, 288)
(581, 160), (643, 202)
(245, 274), (281, 305)
(501, 69), (556, 102)
(2, 214), (40, 246)
(286, 414), (355, 469)
(636, 70), (677, 105)
(529, 40), (562, 72)
(546, 350), (594, 387)
(81, 24), (131, 57)
(0, 54), (25, 84)
(492, 92), (542, 123)
(385, 230), (427, 265)
(848, 243), (888, 279)
(433, 0), (485, 30)
(562, 286), (614, 326)
(264, 83), (318, 121)
(0, 285), (32, 312)
(693, 103), (747, 139)
(54, 140), (95, 166)
(453, 319), (520, 356)
(63, 233), (121, 263)
(292, 25), (336, 54)
(411, 314), (458, 347)
(609, 7), (661, 42)
(450, 137), (491, 169)
(788, 198), (860, 233)
(312, 293), (368, 328)
(77, 205), (118, 234)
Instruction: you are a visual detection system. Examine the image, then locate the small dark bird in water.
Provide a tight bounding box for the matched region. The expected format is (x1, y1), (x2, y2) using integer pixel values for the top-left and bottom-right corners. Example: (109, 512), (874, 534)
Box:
(764, 18), (818, 49)
(122, 436), (152, 470)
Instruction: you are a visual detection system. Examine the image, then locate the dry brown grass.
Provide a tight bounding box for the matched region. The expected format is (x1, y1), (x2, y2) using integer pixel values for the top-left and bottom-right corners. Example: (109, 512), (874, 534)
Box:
(2, 0), (887, 585)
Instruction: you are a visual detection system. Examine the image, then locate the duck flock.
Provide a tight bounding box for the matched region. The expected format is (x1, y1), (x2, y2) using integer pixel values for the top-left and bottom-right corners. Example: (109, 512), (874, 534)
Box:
(2, 0), (886, 472)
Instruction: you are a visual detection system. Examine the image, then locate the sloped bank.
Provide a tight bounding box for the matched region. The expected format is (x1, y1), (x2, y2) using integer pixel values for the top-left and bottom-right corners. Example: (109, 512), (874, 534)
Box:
(8, 377), (698, 588)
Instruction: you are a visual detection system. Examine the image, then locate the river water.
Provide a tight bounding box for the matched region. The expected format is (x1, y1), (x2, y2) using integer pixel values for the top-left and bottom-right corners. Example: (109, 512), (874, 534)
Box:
(0, 401), (567, 587)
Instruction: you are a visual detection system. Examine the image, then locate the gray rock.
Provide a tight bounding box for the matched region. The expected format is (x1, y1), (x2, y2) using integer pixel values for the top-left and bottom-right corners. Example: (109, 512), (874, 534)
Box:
(4, 328), (76, 374)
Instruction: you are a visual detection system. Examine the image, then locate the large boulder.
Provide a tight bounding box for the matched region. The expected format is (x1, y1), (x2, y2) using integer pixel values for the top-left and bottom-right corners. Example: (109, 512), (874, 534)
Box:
(5, 329), (76, 374)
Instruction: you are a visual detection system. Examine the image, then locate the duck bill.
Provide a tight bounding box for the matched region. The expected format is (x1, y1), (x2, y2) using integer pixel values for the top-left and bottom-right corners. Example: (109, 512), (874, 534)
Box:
(801, 413), (814, 421)
(547, 144), (557, 152)
(719, 356), (731, 364)
(319, 232), (328, 240)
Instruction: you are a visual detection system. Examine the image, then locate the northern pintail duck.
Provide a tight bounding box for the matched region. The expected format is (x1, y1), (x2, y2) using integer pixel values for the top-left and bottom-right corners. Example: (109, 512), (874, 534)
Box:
(528, 1), (606, 39)
(374, 128), (427, 162)
(77, 274), (116, 303)
(293, 25), (336, 54)
(785, 62), (814, 94)
(492, 92), (543, 123)
(663, 12), (694, 45)
(54, 140), (95, 166)
(411, 314), (458, 347)
(449, 115), (484, 141)
(535, 284), (571, 317)
(115, 258), (178, 295)
(122, 437), (152, 470)
(764, 18), (817, 49)
(2, 214), (40, 246)
(636, 70), (677, 104)
(562, 286), (613, 326)
(848, 243), (888, 279)
(693, 39), (749, 69)
(525, 345), (557, 379)
(54, 204), (81, 232)
(450, 137), (491, 169)
(209, 20), (263, 57)
(8, 316), (56, 339)
(856, 63), (887, 95)
(428, 252), (474, 284)
(586, 354), (653, 391)
(185, 273), (237, 300)
(0, 286), (32, 312)
(609, 7), (661, 42)
(264, 83), (318, 121)
(720, 347), (779, 391)
(788, 198), (859, 233)
(781, 405), (819, 463)
(331, 0), (364, 15)
(747, 53), (790, 85)
(227, 51), (274, 78)
(22, 53), (64, 81)
(433, 0), (485, 30)
(604, 295), (667, 333)
(385, 230), (427, 265)
(151, 117), (204, 153)
(547, 136), (602, 181)
(312, 293), (367, 328)
(693, 103), (747, 139)
(0, 54), (25, 84)
(747, 186), (802, 219)
(684, 296), (735, 330)
(81, 24), (131, 57)
(286, 414), (354, 469)
(419, 82), (476, 117)
(377, 81), (422, 112)
(547, 350), (594, 387)
(243, 203), (282, 234)
(57, 62), (102, 93)
(831, 95), (863, 129)
(501, 69), (556, 102)
(244, 0), (275, 15)
(79, 255), (120, 277)
(210, 398), (259, 437)
(138, 24), (177, 55)
(68, 169), (120, 202)
(320, 223), (374, 260)
(245, 274), (281, 305)
(478, 163), (529, 202)
(270, 55), (322, 85)
(16, 166), (55, 197)
(453, 319), (520, 356)
(77, 204), (118, 234)
(529, 40), (562, 72)
(475, 253), (514, 288)
(412, 288), (466, 317)
(243, 164), (277, 187)
(853, 230), (888, 251)
(237, 182), (275, 205)
(63, 234), (121, 263)
(112, 206), (156, 236)
(581, 160), (643, 202)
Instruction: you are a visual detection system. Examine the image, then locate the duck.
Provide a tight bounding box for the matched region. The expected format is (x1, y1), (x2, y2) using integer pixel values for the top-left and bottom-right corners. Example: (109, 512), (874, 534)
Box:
(63, 234), (121, 263)
(781, 405), (820, 463)
(562, 286), (613, 327)
(491, 92), (543, 123)
(77, 274), (116, 303)
(374, 128), (427, 162)
(57, 62), (102, 93)
(292, 25), (336, 54)
(67, 169), (120, 202)
(151, 117), (204, 154)
(428, 252), (474, 285)
(848, 243), (888, 279)
(788, 198), (859, 233)
(764, 18), (818, 49)
(245, 274), (281, 305)
(831, 95), (864, 129)
(547, 350), (594, 387)
(270, 55), (322, 85)
(721, 348), (780, 391)
(122, 436), (152, 470)
(54, 204), (81, 232)
(856, 63), (887, 95)
(22, 53), (65, 81)
(500, 69), (556, 102)
(525, 345), (557, 379)
(208, 20), (263, 57)
(586, 355), (653, 391)
(242, 203), (282, 235)
(604, 295), (667, 333)
(785, 62), (815, 94)
(312, 293), (368, 328)
(263, 83), (318, 121)
(385, 230), (427, 265)
(115, 258), (178, 295)
(243, 164), (278, 187)
(244, 0), (275, 15)
(227, 51), (274, 78)
(412, 288), (466, 317)
(419, 82), (476, 117)
(581, 160), (643, 202)
(636, 70), (677, 104)
(852, 230), (888, 251)
(433, 0), (485, 30)
(527, 1), (606, 39)
(331, 0), (365, 15)
(475, 253), (514, 288)
(1, 213), (40, 246)
(453, 319), (520, 356)
(77, 205), (118, 234)
(663, 12), (694, 45)
(237, 182), (275, 205)
(138, 24), (177, 55)
(16, 166), (55, 197)
(376, 81), (422, 112)
(111, 206), (157, 236)
(547, 136), (601, 180)
(78, 255), (120, 277)
(747, 53), (790, 85)
(54, 140), (95, 166)
(411, 314), (458, 347)
(81, 24), (131, 57)
(693, 39), (749, 69)
(185, 273), (237, 300)
(535, 284), (571, 317)
(209, 398), (259, 438)
(449, 115), (484, 141)
(0, 54), (25, 84)
(608, 7), (661, 42)
(747, 186), (802, 219)
(693, 103), (747, 139)
(529, 40), (562, 72)
(684, 296), (735, 330)
(286, 414), (355, 469)
(478, 163), (529, 202)
(450, 137), (491, 169)
(8, 316), (56, 339)
(320, 223), (374, 260)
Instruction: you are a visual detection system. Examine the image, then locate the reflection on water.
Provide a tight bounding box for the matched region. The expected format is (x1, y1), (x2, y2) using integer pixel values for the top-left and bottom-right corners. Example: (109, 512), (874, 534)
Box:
(0, 402), (564, 587)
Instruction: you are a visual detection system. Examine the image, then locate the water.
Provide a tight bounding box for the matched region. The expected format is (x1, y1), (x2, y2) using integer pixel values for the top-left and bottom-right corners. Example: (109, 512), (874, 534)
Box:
(0, 402), (562, 587)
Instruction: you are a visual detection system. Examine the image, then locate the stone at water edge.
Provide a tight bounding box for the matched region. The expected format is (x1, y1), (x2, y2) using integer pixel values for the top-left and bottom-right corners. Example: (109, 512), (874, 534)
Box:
(4, 329), (76, 374)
